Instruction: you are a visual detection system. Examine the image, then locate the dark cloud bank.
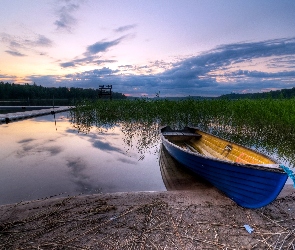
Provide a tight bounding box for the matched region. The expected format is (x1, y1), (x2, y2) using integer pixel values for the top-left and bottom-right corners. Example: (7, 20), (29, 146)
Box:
(24, 37), (295, 96)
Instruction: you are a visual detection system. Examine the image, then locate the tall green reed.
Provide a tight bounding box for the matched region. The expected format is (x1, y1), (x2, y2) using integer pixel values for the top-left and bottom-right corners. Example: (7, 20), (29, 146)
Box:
(70, 98), (295, 166)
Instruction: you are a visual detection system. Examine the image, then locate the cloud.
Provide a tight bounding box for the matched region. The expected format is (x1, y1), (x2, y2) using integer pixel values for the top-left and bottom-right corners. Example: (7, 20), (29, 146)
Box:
(64, 67), (120, 80)
(24, 37), (295, 97)
(25, 75), (62, 87)
(54, 0), (82, 32)
(60, 35), (129, 68)
(85, 35), (128, 55)
(25, 67), (120, 87)
(114, 24), (137, 33)
(1, 33), (53, 48)
(227, 69), (295, 78)
(60, 56), (117, 68)
(33, 35), (53, 47)
(5, 50), (26, 57)
(144, 37), (295, 95)
(0, 32), (53, 57)
(60, 61), (76, 68)
(0, 74), (18, 82)
(267, 56), (295, 69)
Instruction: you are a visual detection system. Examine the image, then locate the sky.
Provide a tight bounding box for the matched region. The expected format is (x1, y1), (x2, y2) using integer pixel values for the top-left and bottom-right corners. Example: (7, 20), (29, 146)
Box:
(0, 0), (295, 97)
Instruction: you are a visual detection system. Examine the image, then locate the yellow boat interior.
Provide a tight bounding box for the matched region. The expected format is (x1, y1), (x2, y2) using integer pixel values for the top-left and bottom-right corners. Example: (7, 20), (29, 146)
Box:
(163, 129), (276, 165)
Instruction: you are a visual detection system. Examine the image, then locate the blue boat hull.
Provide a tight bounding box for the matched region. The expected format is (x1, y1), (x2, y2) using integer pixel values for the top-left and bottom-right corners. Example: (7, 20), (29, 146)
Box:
(162, 135), (288, 209)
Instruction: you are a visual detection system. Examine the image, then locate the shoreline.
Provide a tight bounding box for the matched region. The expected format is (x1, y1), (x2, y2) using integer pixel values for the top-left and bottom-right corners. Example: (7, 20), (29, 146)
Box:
(1, 185), (294, 249)
(0, 183), (293, 208)
(1, 136), (294, 248)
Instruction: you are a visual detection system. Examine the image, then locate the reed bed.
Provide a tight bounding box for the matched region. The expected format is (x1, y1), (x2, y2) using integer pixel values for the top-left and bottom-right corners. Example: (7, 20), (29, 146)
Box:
(73, 98), (295, 128)
(71, 98), (295, 167)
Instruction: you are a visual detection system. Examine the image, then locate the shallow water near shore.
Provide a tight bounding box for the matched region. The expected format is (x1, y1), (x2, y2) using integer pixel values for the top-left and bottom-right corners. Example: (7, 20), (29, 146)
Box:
(0, 112), (166, 205)
(1, 107), (294, 206)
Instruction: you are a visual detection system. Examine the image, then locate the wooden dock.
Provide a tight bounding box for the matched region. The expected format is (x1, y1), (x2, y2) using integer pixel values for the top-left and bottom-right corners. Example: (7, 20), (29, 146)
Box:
(0, 106), (73, 124)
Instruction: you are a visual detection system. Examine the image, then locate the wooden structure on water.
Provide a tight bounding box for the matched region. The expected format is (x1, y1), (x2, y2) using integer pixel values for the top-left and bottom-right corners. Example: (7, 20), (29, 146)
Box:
(0, 106), (73, 124)
(98, 85), (112, 100)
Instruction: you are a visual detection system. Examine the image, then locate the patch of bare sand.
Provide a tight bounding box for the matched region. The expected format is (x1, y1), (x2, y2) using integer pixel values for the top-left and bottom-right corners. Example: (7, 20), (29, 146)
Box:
(0, 185), (294, 249)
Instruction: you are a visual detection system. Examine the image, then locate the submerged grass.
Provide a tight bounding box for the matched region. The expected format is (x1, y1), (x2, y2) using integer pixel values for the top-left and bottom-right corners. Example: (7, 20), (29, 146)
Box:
(71, 98), (295, 166)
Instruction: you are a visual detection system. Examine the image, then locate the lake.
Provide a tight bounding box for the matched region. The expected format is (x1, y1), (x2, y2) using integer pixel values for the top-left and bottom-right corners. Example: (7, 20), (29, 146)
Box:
(0, 112), (166, 205)
(1, 109), (293, 206)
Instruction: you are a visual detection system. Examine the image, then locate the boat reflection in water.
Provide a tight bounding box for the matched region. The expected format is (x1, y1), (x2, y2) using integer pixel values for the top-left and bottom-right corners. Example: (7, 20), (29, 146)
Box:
(159, 145), (213, 191)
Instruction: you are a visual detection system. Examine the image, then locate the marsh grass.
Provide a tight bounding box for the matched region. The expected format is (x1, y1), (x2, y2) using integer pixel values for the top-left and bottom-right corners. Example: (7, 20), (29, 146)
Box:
(71, 98), (295, 167)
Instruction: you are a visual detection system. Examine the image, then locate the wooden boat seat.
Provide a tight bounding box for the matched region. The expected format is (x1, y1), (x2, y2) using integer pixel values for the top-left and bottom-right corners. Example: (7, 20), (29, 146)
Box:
(162, 131), (202, 143)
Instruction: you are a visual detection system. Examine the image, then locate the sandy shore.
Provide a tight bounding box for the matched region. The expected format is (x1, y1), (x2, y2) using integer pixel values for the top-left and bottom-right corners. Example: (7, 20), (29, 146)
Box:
(0, 184), (294, 249)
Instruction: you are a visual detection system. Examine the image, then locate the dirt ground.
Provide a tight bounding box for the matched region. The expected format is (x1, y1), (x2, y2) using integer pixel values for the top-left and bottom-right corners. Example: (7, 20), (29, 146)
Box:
(0, 185), (294, 250)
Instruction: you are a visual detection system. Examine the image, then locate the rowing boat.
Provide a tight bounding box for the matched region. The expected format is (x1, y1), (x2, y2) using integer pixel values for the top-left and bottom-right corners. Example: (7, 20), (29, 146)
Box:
(160, 126), (288, 208)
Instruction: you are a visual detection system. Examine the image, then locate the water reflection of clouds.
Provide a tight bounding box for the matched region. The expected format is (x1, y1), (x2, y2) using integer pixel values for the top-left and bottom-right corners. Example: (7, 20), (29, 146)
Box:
(116, 157), (136, 165)
(66, 126), (139, 166)
(0, 111), (167, 205)
(94, 133), (121, 140)
(66, 157), (88, 179)
(18, 138), (35, 144)
(92, 140), (124, 153)
(65, 127), (125, 153)
(65, 127), (120, 138)
(16, 139), (63, 158)
(66, 157), (101, 193)
(44, 146), (63, 156)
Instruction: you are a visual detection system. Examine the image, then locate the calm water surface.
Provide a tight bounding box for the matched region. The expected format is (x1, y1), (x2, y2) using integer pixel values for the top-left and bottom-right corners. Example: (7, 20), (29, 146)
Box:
(0, 112), (166, 205)
(1, 111), (293, 206)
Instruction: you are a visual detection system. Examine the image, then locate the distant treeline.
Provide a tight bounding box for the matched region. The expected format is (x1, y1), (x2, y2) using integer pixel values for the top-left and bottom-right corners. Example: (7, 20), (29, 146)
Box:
(0, 82), (126, 100)
(220, 87), (295, 99)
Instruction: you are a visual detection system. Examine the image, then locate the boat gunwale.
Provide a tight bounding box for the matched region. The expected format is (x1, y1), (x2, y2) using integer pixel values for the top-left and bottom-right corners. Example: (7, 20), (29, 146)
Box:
(160, 127), (284, 174)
